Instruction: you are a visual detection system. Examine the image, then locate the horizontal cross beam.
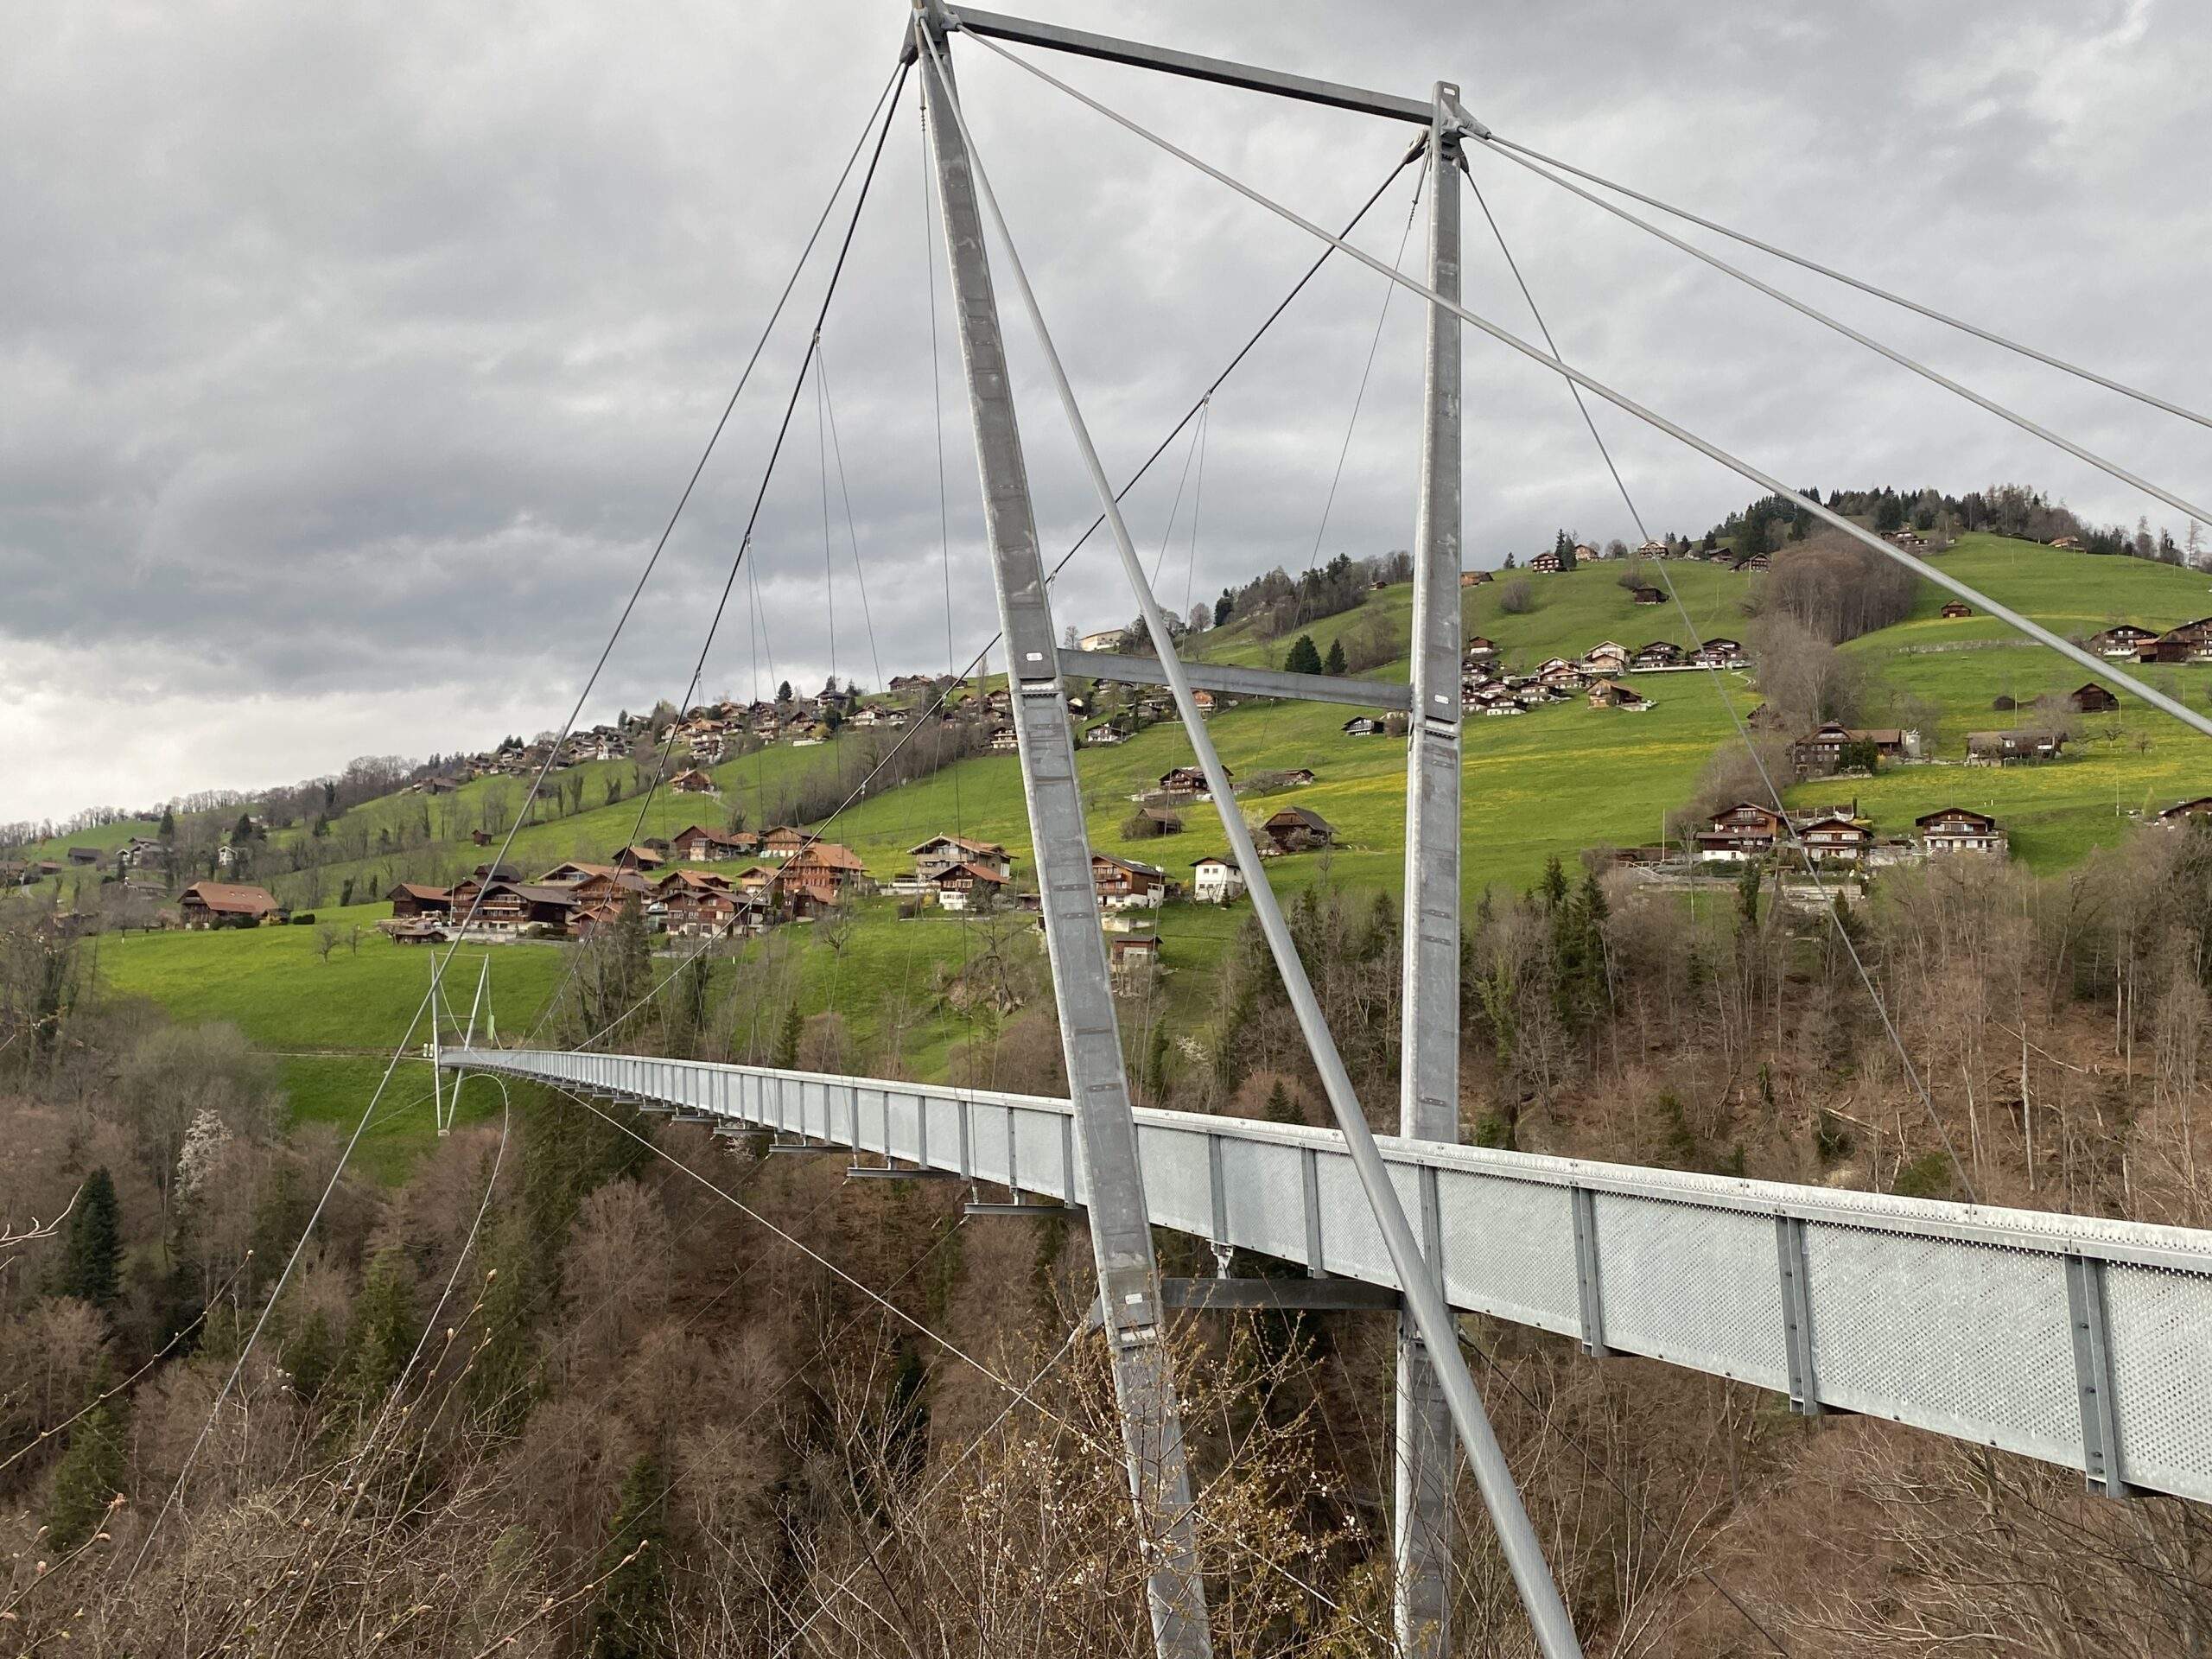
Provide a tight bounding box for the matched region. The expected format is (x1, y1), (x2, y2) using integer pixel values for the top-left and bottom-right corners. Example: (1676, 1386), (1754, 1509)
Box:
(943, 6), (1433, 126)
(1058, 647), (1412, 711)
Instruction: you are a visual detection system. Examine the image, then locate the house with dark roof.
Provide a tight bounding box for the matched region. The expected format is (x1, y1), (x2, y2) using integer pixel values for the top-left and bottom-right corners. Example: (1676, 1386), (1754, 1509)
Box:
(1259, 806), (1335, 855)
(1916, 807), (2006, 855)
(179, 882), (286, 929)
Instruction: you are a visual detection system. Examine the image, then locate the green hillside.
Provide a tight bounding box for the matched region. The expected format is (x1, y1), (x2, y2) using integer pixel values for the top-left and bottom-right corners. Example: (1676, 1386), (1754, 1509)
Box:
(62, 531), (2212, 1175)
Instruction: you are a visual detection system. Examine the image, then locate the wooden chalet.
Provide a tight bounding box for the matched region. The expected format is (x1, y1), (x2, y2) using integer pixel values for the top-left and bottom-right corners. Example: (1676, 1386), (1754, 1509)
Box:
(1630, 586), (1664, 605)
(1630, 640), (1687, 671)
(1156, 765), (1230, 798)
(1694, 638), (1748, 669)
(1459, 569), (1493, 588)
(179, 882), (285, 930)
(784, 842), (868, 892)
(2142, 619), (2212, 664)
(1092, 853), (1166, 910)
(461, 881), (580, 935)
(1735, 552), (1770, 571)
(1528, 550), (1566, 574)
(2088, 624), (2158, 658)
(1469, 685), (1523, 715)
(1636, 539), (1669, 557)
(538, 860), (616, 887)
(1586, 679), (1651, 711)
(930, 861), (1007, 912)
(1890, 528), (1929, 549)
(67, 847), (102, 866)
(1581, 641), (1630, 672)
(669, 768), (719, 795)
(759, 825), (808, 860)
(613, 844), (666, 872)
(1108, 932), (1160, 982)
(988, 725), (1019, 753)
(1342, 715), (1389, 737)
(2156, 797), (2212, 825)
(2069, 682), (2120, 715)
(671, 824), (760, 862)
(1694, 804), (1786, 861)
(1793, 722), (1918, 773)
(1260, 806), (1335, 855)
(1798, 816), (1872, 862)
(1916, 807), (2006, 855)
(1084, 721), (1128, 747)
(387, 883), (452, 920)
(910, 835), (1013, 882)
(657, 869), (743, 937)
(2051, 535), (2085, 550)
(1966, 729), (2065, 765)
(1939, 600), (1973, 619)
(1463, 635), (1499, 662)
(569, 868), (656, 908)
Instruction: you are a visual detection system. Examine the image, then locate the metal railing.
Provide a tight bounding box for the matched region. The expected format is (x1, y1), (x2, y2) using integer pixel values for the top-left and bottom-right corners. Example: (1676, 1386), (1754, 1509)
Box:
(445, 1046), (2212, 1503)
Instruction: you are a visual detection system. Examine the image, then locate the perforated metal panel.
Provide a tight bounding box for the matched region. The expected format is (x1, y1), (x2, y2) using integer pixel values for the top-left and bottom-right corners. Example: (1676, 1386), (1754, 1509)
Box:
(445, 1050), (2212, 1502)
(1137, 1125), (1214, 1238)
(1217, 1137), (1309, 1263)
(1436, 1172), (1580, 1338)
(2101, 1261), (2212, 1494)
(1806, 1226), (2078, 1463)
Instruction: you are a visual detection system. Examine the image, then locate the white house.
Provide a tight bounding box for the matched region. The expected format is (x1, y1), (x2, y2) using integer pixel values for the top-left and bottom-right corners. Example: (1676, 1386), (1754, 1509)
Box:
(1190, 855), (1245, 905)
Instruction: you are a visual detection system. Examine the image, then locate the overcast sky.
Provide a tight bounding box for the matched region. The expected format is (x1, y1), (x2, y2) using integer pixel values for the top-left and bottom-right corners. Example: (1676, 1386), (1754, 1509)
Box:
(5, 0), (2208, 823)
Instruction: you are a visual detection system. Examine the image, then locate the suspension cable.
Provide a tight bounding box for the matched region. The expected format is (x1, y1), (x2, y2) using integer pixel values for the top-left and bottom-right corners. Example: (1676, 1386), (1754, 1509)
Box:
(1478, 130), (2212, 434)
(1471, 138), (2212, 531)
(963, 27), (2212, 750)
(1455, 153), (1976, 1199)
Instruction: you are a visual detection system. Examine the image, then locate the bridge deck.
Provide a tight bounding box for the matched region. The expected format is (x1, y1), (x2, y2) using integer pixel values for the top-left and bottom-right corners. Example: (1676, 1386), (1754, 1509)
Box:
(446, 1047), (2212, 1503)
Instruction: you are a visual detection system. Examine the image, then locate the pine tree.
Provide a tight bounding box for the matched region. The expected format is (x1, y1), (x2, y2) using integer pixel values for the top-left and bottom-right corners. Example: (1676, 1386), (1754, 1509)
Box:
(772, 1000), (804, 1070)
(1214, 588), (1234, 627)
(1283, 634), (1323, 676)
(284, 1306), (336, 1403)
(334, 1247), (417, 1414)
(46, 1403), (126, 1552)
(1323, 638), (1347, 677)
(776, 679), (794, 704)
(157, 806), (175, 841)
(589, 1452), (672, 1659)
(54, 1166), (121, 1308)
(1263, 1079), (1297, 1124)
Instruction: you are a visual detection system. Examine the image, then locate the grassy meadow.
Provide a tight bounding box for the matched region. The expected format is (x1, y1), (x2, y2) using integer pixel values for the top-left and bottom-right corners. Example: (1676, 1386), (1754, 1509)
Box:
(41, 531), (2212, 1174)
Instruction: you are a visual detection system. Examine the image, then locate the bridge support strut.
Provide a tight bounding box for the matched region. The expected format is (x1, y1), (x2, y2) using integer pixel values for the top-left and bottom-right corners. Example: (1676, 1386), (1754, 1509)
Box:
(917, 12), (1212, 1656)
(1395, 86), (1465, 1659)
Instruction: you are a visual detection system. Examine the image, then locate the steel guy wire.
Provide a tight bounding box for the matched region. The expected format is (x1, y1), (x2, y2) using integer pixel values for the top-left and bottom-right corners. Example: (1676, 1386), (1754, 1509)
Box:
(1479, 131), (2212, 434)
(966, 25), (2212, 748)
(549, 1073), (1402, 1656)
(544, 146), (1425, 1058)
(918, 25), (1580, 1653)
(817, 342), (888, 696)
(115, 56), (916, 1590)
(1459, 147), (1977, 1202)
(1475, 136), (2212, 532)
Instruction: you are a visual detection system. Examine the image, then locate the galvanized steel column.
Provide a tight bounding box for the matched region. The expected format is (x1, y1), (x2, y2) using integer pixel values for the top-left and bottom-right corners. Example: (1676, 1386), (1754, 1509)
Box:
(1394, 86), (1464, 1659)
(915, 14), (1211, 1656)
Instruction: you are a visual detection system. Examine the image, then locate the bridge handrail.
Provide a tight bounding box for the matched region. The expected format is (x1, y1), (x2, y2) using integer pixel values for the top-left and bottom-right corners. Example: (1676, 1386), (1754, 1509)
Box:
(446, 1046), (2212, 1503)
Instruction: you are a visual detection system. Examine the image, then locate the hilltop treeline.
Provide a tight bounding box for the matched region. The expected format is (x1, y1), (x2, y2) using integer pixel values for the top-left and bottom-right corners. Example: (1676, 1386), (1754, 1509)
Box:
(1719, 480), (2209, 567)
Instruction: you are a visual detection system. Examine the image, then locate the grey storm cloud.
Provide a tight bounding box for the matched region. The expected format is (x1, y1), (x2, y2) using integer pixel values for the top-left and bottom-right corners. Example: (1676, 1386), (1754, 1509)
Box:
(4, 0), (2209, 820)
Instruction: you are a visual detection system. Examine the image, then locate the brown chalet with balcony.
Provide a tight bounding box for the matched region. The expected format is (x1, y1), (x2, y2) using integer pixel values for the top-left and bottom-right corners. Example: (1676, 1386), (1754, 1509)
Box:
(179, 882), (286, 930)
(656, 869), (742, 937)
(671, 824), (759, 862)
(1916, 807), (2007, 855)
(669, 768), (719, 795)
(1798, 816), (1872, 862)
(2088, 624), (2158, 658)
(930, 861), (1007, 912)
(910, 835), (1012, 882)
(758, 825), (808, 860)
(783, 842), (868, 893)
(1092, 854), (1166, 910)
(1694, 804), (1786, 861)
(1156, 765), (1230, 799)
(1630, 640), (1687, 672)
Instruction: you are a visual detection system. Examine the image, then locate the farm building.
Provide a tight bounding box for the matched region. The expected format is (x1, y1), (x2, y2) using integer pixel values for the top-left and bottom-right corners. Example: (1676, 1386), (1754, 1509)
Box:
(1940, 600), (1973, 618)
(2157, 797), (2212, 824)
(1966, 729), (2066, 765)
(1916, 807), (2007, 855)
(2069, 683), (2120, 714)
(1586, 679), (1651, 711)
(1109, 933), (1160, 984)
(1156, 765), (1229, 798)
(179, 882), (286, 930)
(671, 824), (759, 862)
(1260, 806), (1335, 855)
(387, 883), (452, 920)
(1629, 586), (1664, 605)
(1793, 722), (1921, 773)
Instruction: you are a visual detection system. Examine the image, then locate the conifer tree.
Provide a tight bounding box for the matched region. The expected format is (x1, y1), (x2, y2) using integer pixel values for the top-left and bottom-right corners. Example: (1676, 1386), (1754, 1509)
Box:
(46, 1403), (126, 1553)
(589, 1452), (672, 1658)
(55, 1166), (121, 1308)
(334, 1247), (417, 1414)
(1323, 638), (1347, 677)
(1283, 633), (1323, 676)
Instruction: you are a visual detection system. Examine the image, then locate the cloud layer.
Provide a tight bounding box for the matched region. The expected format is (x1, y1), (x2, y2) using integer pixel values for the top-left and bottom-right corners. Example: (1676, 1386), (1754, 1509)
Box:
(5, 0), (2207, 820)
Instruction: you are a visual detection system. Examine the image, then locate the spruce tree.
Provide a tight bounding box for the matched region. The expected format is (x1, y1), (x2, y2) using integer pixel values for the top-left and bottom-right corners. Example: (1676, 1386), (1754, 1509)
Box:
(334, 1247), (417, 1414)
(1283, 634), (1323, 676)
(589, 1452), (672, 1659)
(55, 1166), (121, 1308)
(157, 806), (175, 840)
(46, 1403), (126, 1553)
(1323, 638), (1347, 677)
